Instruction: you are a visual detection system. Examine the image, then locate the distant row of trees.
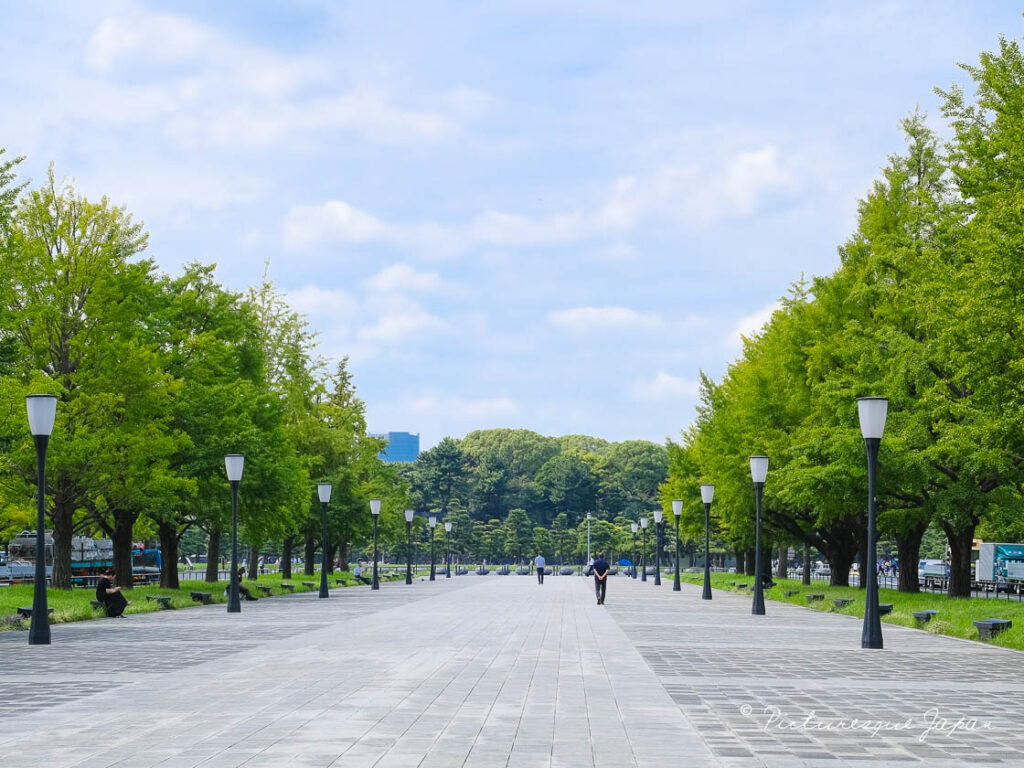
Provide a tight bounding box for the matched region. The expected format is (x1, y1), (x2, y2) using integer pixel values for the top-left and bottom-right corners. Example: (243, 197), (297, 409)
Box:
(403, 429), (668, 527)
(661, 37), (1024, 597)
(0, 159), (410, 589)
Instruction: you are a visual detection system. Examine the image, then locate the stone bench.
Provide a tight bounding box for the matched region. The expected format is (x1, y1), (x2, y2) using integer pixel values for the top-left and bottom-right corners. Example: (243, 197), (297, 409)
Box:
(190, 591), (212, 604)
(913, 610), (938, 625)
(334, 578), (348, 585)
(301, 581), (316, 588)
(735, 583), (748, 589)
(560, 567), (575, 575)
(280, 583), (295, 591)
(16, 607), (54, 619)
(257, 585), (273, 595)
(974, 618), (1012, 640)
(145, 595), (172, 608)
(833, 598), (854, 608)
(476, 567), (490, 575)
(879, 603), (893, 615)
(783, 590), (800, 597)
(806, 594), (825, 602)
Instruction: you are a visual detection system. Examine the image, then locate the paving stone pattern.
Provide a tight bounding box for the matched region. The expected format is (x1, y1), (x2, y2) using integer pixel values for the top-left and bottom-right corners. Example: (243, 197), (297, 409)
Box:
(607, 578), (1024, 767)
(2, 575), (1023, 766)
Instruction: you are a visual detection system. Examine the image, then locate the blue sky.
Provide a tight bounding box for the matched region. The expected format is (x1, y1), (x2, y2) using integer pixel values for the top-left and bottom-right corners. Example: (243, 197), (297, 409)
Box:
(2, 1), (1019, 449)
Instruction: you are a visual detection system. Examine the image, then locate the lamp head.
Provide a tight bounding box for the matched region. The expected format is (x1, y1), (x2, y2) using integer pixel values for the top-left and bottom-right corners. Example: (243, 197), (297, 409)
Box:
(630, 522), (638, 533)
(653, 509), (663, 524)
(225, 454), (244, 482)
(405, 509), (415, 523)
(586, 512), (592, 520)
(444, 521), (452, 532)
(370, 498), (381, 516)
(672, 499), (682, 518)
(856, 397), (889, 440)
(700, 484), (715, 505)
(429, 515), (437, 528)
(749, 455), (769, 484)
(640, 516), (648, 529)
(317, 483), (332, 503)
(26, 394), (57, 437)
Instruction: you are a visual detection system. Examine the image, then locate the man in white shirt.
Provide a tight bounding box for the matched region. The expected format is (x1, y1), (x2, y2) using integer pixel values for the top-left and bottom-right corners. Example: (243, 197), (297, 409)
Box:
(534, 552), (546, 584)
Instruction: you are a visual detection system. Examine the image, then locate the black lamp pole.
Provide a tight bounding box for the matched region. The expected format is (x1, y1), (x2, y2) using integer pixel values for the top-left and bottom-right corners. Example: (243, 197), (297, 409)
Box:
(429, 517), (436, 581)
(445, 523), (451, 578)
(641, 519), (648, 582)
(654, 515), (662, 585)
(750, 456), (768, 616)
(371, 498), (381, 590)
(631, 524), (638, 578)
(318, 483), (331, 599)
(858, 397), (888, 650)
(701, 485), (715, 601)
(672, 500), (682, 591)
(228, 482), (241, 613)
(405, 510), (413, 585)
(26, 394), (56, 646)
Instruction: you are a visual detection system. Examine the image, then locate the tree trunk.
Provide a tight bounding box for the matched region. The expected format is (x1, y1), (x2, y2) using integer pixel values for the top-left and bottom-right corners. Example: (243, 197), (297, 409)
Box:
(304, 533), (315, 576)
(327, 543), (337, 574)
(281, 536), (294, 579)
(943, 522), (976, 599)
(802, 544), (811, 586)
(50, 483), (75, 590)
(112, 511), (136, 590)
(734, 549), (745, 575)
(776, 545), (787, 579)
(247, 543), (260, 579)
(158, 520), (180, 590)
(895, 520), (928, 593)
(338, 542), (349, 572)
(205, 528), (221, 583)
(856, 534), (868, 590)
(744, 549), (756, 576)
(824, 545), (854, 587)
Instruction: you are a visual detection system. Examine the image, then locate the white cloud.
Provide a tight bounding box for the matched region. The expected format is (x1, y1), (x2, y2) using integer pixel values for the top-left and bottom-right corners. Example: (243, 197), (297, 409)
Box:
(548, 306), (662, 332)
(284, 285), (359, 320)
(357, 305), (447, 343)
(631, 371), (699, 401)
(362, 264), (442, 295)
(281, 142), (807, 253)
(726, 300), (782, 348)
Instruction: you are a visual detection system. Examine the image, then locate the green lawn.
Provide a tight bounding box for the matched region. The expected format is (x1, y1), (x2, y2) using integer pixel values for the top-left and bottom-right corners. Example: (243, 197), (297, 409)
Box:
(0, 568), (407, 631)
(679, 571), (1024, 650)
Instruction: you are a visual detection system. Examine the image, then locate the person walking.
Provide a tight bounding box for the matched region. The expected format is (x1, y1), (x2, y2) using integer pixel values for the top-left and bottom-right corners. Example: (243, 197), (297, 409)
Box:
(592, 552), (610, 605)
(534, 552), (546, 584)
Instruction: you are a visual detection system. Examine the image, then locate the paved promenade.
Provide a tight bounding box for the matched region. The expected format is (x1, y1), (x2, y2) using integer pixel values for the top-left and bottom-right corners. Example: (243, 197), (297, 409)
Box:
(0, 574), (1022, 767)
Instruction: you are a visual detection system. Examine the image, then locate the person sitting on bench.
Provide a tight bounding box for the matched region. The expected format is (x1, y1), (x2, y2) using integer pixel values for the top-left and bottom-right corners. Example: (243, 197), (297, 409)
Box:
(95, 568), (130, 618)
(353, 562), (371, 585)
(235, 568), (258, 601)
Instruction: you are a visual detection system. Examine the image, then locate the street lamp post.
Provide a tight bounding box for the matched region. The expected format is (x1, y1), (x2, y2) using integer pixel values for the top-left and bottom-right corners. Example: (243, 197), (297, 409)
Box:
(672, 500), (682, 591)
(317, 483), (331, 599)
(405, 509), (414, 584)
(370, 499), (381, 590)
(26, 394), (57, 646)
(640, 517), (649, 582)
(586, 512), (592, 563)
(750, 456), (769, 616)
(858, 397), (888, 650)
(700, 485), (715, 601)
(444, 521), (452, 578)
(429, 516), (437, 581)
(630, 522), (638, 578)
(225, 454), (244, 614)
(653, 510), (663, 585)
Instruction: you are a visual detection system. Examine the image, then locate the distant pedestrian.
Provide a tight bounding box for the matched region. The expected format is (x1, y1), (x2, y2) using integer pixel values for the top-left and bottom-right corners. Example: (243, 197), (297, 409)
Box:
(353, 562), (371, 585)
(592, 553), (610, 605)
(535, 552), (546, 584)
(95, 568), (129, 618)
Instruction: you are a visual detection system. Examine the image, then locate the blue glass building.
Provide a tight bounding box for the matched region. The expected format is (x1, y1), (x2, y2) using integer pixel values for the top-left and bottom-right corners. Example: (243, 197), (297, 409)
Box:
(373, 431), (420, 463)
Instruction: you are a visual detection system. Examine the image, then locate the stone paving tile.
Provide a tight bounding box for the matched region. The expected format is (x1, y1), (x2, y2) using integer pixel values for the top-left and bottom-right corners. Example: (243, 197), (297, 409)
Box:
(0, 576), (717, 767)
(605, 575), (1024, 766)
